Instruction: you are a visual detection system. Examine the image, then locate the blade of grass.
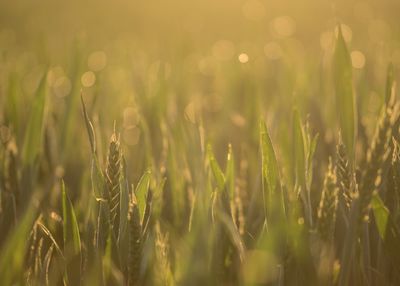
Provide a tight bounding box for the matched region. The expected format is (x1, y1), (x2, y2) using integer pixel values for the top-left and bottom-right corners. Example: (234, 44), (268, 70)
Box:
(0, 206), (36, 285)
(135, 169), (152, 221)
(80, 92), (96, 155)
(293, 109), (312, 226)
(62, 180), (82, 285)
(37, 222), (65, 260)
(260, 119), (285, 222)
(225, 144), (235, 200)
(385, 62), (394, 104)
(207, 143), (226, 191)
(371, 192), (389, 240)
(6, 73), (20, 136)
(81, 93), (106, 200)
(22, 71), (47, 166)
(333, 24), (357, 163)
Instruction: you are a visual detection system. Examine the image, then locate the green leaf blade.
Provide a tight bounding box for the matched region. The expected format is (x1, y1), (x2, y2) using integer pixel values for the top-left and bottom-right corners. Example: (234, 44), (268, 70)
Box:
(62, 181), (81, 255)
(333, 24), (357, 162)
(293, 109), (306, 190)
(225, 144), (235, 200)
(260, 120), (278, 196)
(207, 144), (226, 191)
(260, 119), (285, 222)
(135, 169), (152, 219)
(371, 192), (389, 240)
(62, 181), (82, 285)
(0, 207), (36, 286)
(22, 71), (48, 166)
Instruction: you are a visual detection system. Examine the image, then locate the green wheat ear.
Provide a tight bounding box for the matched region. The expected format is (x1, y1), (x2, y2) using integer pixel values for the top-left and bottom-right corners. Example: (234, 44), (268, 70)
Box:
(317, 158), (339, 243)
(336, 136), (354, 210)
(359, 103), (398, 227)
(105, 130), (122, 238)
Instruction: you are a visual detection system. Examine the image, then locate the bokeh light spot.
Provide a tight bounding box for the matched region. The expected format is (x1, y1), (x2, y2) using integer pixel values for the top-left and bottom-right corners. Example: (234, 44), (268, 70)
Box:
(272, 16), (296, 38)
(238, 53), (249, 63)
(123, 107), (139, 127)
(88, 51), (107, 71)
(54, 76), (72, 98)
(47, 66), (65, 87)
(81, 71), (96, 87)
(334, 24), (352, 43)
(351, 50), (366, 69)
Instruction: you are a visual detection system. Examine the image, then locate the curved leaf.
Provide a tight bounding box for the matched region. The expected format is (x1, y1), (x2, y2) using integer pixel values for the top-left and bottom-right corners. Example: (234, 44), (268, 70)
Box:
(135, 169), (152, 220)
(207, 144), (226, 191)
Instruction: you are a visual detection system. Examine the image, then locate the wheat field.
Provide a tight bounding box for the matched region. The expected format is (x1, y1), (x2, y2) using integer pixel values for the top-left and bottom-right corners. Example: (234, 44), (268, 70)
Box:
(1, 1), (400, 285)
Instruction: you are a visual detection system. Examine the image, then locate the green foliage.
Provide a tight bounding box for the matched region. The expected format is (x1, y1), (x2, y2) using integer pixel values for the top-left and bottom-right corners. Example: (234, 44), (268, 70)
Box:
(62, 181), (82, 284)
(260, 119), (285, 224)
(1, 19), (400, 286)
(22, 72), (47, 166)
(62, 181), (81, 257)
(225, 144), (235, 200)
(333, 24), (357, 163)
(135, 169), (152, 222)
(371, 192), (389, 240)
(292, 109), (318, 226)
(293, 109), (307, 190)
(0, 207), (35, 285)
(207, 144), (226, 191)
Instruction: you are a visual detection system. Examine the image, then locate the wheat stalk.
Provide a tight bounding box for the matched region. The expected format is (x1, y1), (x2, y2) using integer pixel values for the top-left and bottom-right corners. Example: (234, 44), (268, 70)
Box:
(3, 141), (19, 220)
(128, 199), (142, 286)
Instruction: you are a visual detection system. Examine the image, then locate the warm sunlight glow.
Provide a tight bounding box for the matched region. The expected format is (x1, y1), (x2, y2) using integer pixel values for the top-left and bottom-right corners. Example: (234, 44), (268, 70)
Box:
(1, 1), (398, 284)
(238, 53), (249, 63)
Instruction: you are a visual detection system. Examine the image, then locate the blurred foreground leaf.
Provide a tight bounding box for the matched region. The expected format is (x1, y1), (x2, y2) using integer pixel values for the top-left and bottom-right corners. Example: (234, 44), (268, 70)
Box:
(0, 206), (35, 285)
(22, 72), (47, 166)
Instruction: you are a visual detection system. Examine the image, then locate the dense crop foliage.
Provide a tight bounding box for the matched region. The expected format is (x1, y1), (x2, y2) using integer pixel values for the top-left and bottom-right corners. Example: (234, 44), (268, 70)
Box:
(1, 2), (400, 284)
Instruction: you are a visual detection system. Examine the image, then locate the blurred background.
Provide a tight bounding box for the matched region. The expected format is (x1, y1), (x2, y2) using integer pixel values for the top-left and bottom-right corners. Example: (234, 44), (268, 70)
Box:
(1, 0), (400, 186)
(1, 0), (400, 59)
(1, 2), (400, 284)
